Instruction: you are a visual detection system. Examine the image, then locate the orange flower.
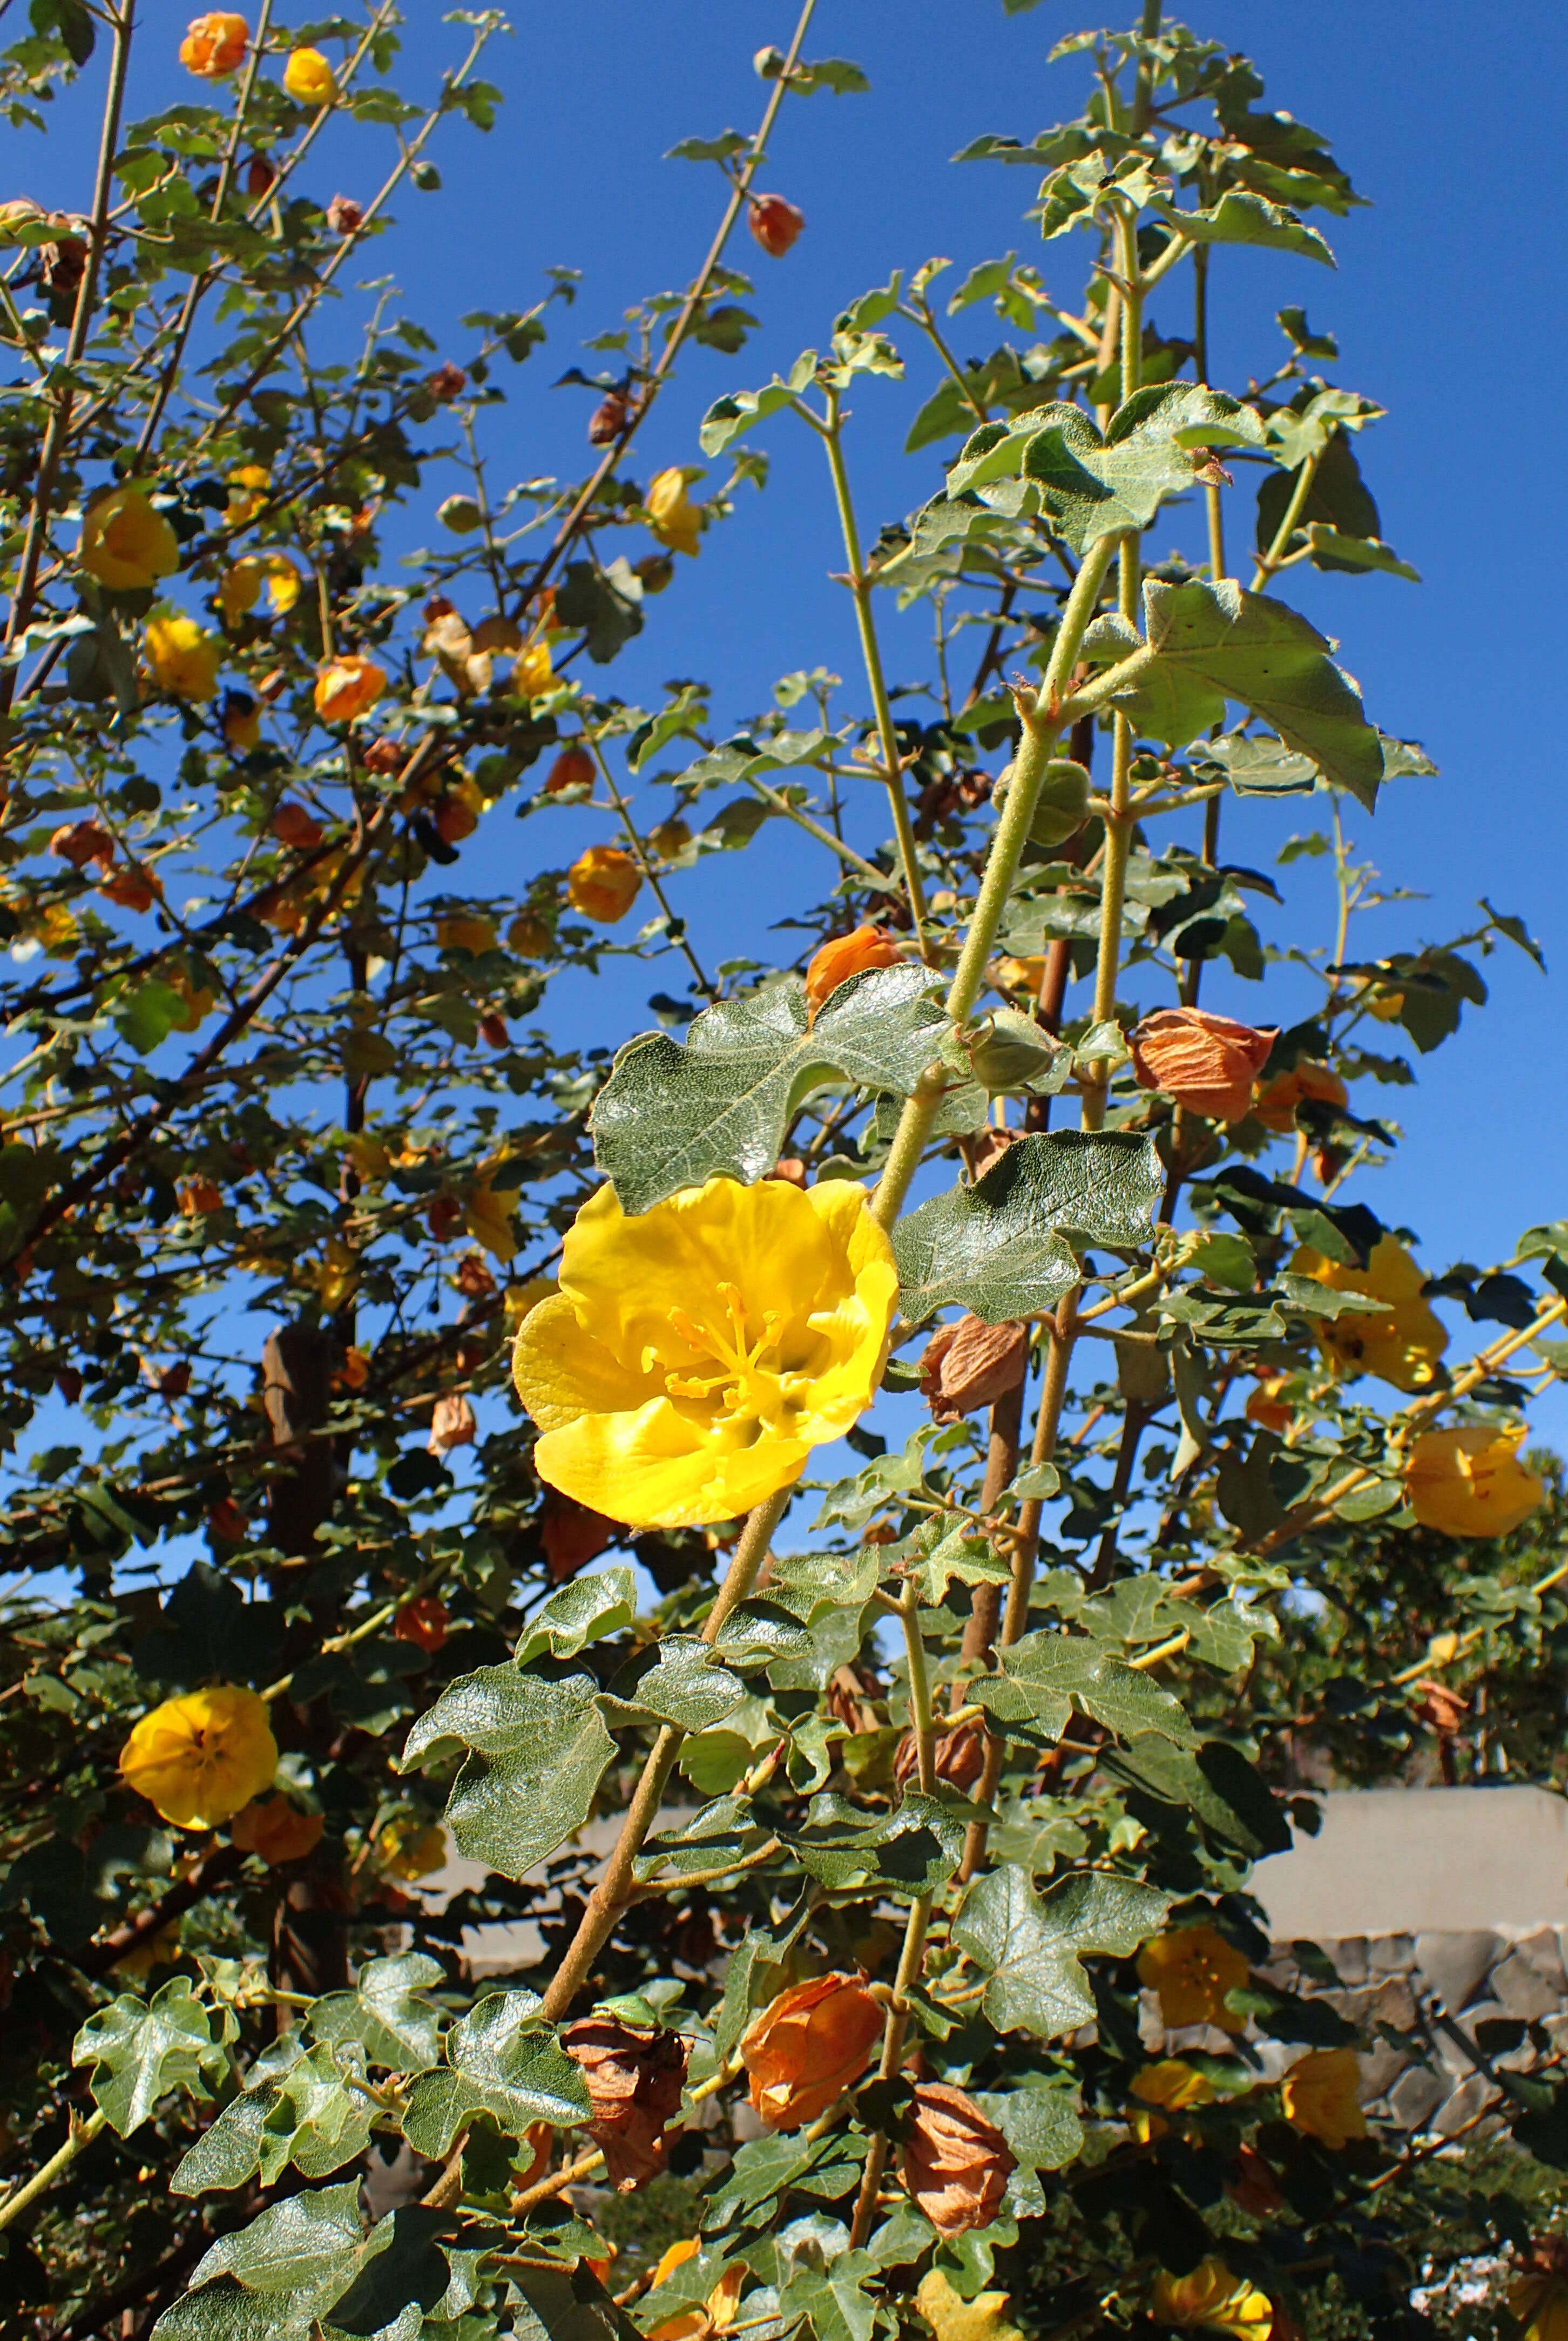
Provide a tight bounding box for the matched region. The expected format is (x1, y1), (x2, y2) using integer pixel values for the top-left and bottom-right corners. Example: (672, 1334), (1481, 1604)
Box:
(1280, 2047), (1366, 2149)
(179, 12), (248, 75)
(563, 2018), (689, 2191)
(900, 2082), (1015, 2237)
(100, 867), (158, 912)
(1245, 1375), (1295, 1434)
(1253, 1059), (1347, 1133)
(313, 653), (386, 723)
(741, 1973), (882, 2129)
(804, 924), (902, 1018)
(567, 844), (641, 924)
(51, 820), (114, 871)
(647, 2242), (745, 2341)
(749, 193), (805, 257)
(1404, 1424), (1544, 1539)
(543, 745), (596, 795)
(1137, 1924), (1249, 2033)
(539, 1491), (617, 1585)
(507, 911), (554, 959)
(393, 1595), (449, 1652)
(231, 1796), (325, 1867)
(1131, 1007), (1278, 1123)
(271, 801), (323, 850)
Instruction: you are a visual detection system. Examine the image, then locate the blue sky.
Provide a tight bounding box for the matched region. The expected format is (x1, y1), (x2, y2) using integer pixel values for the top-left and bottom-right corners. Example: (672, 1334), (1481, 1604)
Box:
(20, 0), (1567, 1540)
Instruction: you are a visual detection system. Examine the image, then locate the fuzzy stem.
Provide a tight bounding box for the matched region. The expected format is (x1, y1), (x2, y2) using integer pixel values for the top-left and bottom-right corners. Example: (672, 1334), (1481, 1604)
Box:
(0, 2109), (107, 2237)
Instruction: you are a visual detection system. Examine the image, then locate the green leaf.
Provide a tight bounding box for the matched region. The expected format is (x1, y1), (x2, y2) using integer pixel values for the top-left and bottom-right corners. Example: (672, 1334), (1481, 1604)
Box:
(113, 979), (188, 1057)
(1154, 189), (1334, 266)
(665, 130), (750, 162)
(600, 1635), (748, 1733)
(707, 2129), (867, 2227)
(513, 1569), (637, 1668)
(974, 2083), (1084, 2171)
(788, 56), (870, 95)
(398, 1666), (614, 1880)
(510, 2263), (651, 2341)
(307, 1951), (446, 2075)
(1099, 1735), (1293, 1857)
(74, 1978), (233, 2137)
(947, 385), (1263, 554)
(713, 1600), (815, 1670)
(699, 351), (818, 456)
(1105, 579), (1385, 809)
(402, 1992), (591, 2159)
(782, 1790), (967, 1899)
(903, 1520), (1012, 1607)
(952, 1865), (1172, 2039)
(1299, 523), (1418, 581)
(977, 1632), (1198, 1749)
(172, 2040), (376, 2195)
(633, 1795), (768, 1884)
(184, 2178), (363, 2300)
(592, 967), (952, 1216)
(555, 559), (643, 663)
(778, 2251), (879, 2341)
(893, 1133), (1162, 1326)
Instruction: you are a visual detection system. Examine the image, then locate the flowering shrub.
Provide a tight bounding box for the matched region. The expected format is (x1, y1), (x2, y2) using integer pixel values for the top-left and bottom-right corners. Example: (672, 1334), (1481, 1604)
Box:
(0, 8), (1564, 2341)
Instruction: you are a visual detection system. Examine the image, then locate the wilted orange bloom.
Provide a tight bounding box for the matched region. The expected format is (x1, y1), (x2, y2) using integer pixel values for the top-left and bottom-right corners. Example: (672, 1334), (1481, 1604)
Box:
(179, 1176), (223, 1216)
(742, 1973), (882, 2128)
(435, 912), (496, 954)
(100, 867), (159, 912)
(508, 910), (553, 958)
(1253, 1059), (1347, 1132)
(1404, 1424), (1544, 1539)
(231, 1796), (325, 1867)
(180, 12), (248, 76)
(749, 192), (805, 257)
(563, 2018), (689, 2191)
(805, 924), (902, 1017)
(314, 653), (385, 723)
(1226, 2143), (1285, 2219)
(1280, 2047), (1365, 2149)
(283, 45), (337, 104)
(393, 1595), (449, 1653)
(271, 801), (323, 850)
(894, 1717), (987, 1794)
(901, 2082), (1015, 2237)
(428, 1392), (477, 1457)
(1292, 1235), (1448, 1392)
(544, 745), (596, 795)
(1132, 1007), (1278, 1123)
(120, 1687), (277, 1829)
(539, 1491), (617, 1584)
(206, 1496), (246, 1542)
(326, 194), (363, 236)
(1245, 1374), (1295, 1434)
(567, 844), (641, 924)
(1137, 1924), (1249, 2033)
(51, 820), (114, 871)
(337, 1344), (370, 1389)
(918, 1313), (1028, 1422)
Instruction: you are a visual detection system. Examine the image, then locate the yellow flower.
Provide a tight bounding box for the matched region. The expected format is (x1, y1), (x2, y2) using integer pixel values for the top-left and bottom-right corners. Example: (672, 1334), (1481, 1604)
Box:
(646, 2240), (746, 2341)
(1128, 2058), (1216, 2139)
(1280, 2047), (1366, 2149)
(646, 467), (702, 557)
(512, 1175), (898, 1528)
(914, 2271), (1022, 2341)
(377, 1817), (447, 1880)
(226, 463), (271, 522)
(1292, 1234), (1448, 1392)
(465, 1176), (518, 1263)
(79, 487), (180, 591)
(307, 1235), (357, 1310)
(179, 12), (249, 77)
(283, 45), (337, 105)
(1405, 1424), (1544, 1540)
(219, 552), (302, 627)
(1511, 2270), (1568, 2341)
(435, 912), (497, 955)
(567, 843), (641, 924)
(144, 612), (221, 701)
(119, 1687), (278, 1830)
(314, 653), (386, 723)
(1152, 2259), (1273, 2339)
(1137, 1925), (1249, 2033)
(513, 640), (553, 696)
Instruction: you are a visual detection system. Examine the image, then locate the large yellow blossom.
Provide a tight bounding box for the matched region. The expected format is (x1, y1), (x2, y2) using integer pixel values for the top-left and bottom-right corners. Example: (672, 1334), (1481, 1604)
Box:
(283, 45), (337, 104)
(119, 1687), (277, 1829)
(1137, 1924), (1249, 2033)
(1152, 2260), (1273, 2338)
(1405, 1424), (1544, 1539)
(144, 613), (222, 701)
(646, 468), (702, 557)
(512, 1175), (898, 1527)
(1280, 2047), (1366, 2149)
(1128, 2057), (1215, 2140)
(1511, 2267), (1568, 2341)
(220, 552), (302, 627)
(79, 487), (180, 591)
(1292, 1234), (1448, 1392)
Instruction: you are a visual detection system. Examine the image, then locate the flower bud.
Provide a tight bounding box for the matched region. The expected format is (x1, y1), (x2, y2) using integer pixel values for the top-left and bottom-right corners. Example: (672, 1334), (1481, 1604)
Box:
(437, 493), (483, 534)
(508, 910), (553, 958)
(1131, 1006), (1278, 1124)
(568, 843), (641, 924)
(634, 553), (675, 594)
(900, 2082), (1015, 2237)
(180, 12), (248, 78)
(1028, 756), (1091, 847)
(245, 155), (276, 198)
(741, 1973), (882, 2128)
(968, 1005), (1066, 1094)
(805, 923), (902, 1016)
(563, 2018), (689, 2191)
(1404, 1423), (1544, 1539)
(650, 817), (691, 858)
(894, 1717), (987, 1792)
(748, 192), (805, 258)
(221, 691), (261, 754)
(918, 1313), (1028, 1423)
